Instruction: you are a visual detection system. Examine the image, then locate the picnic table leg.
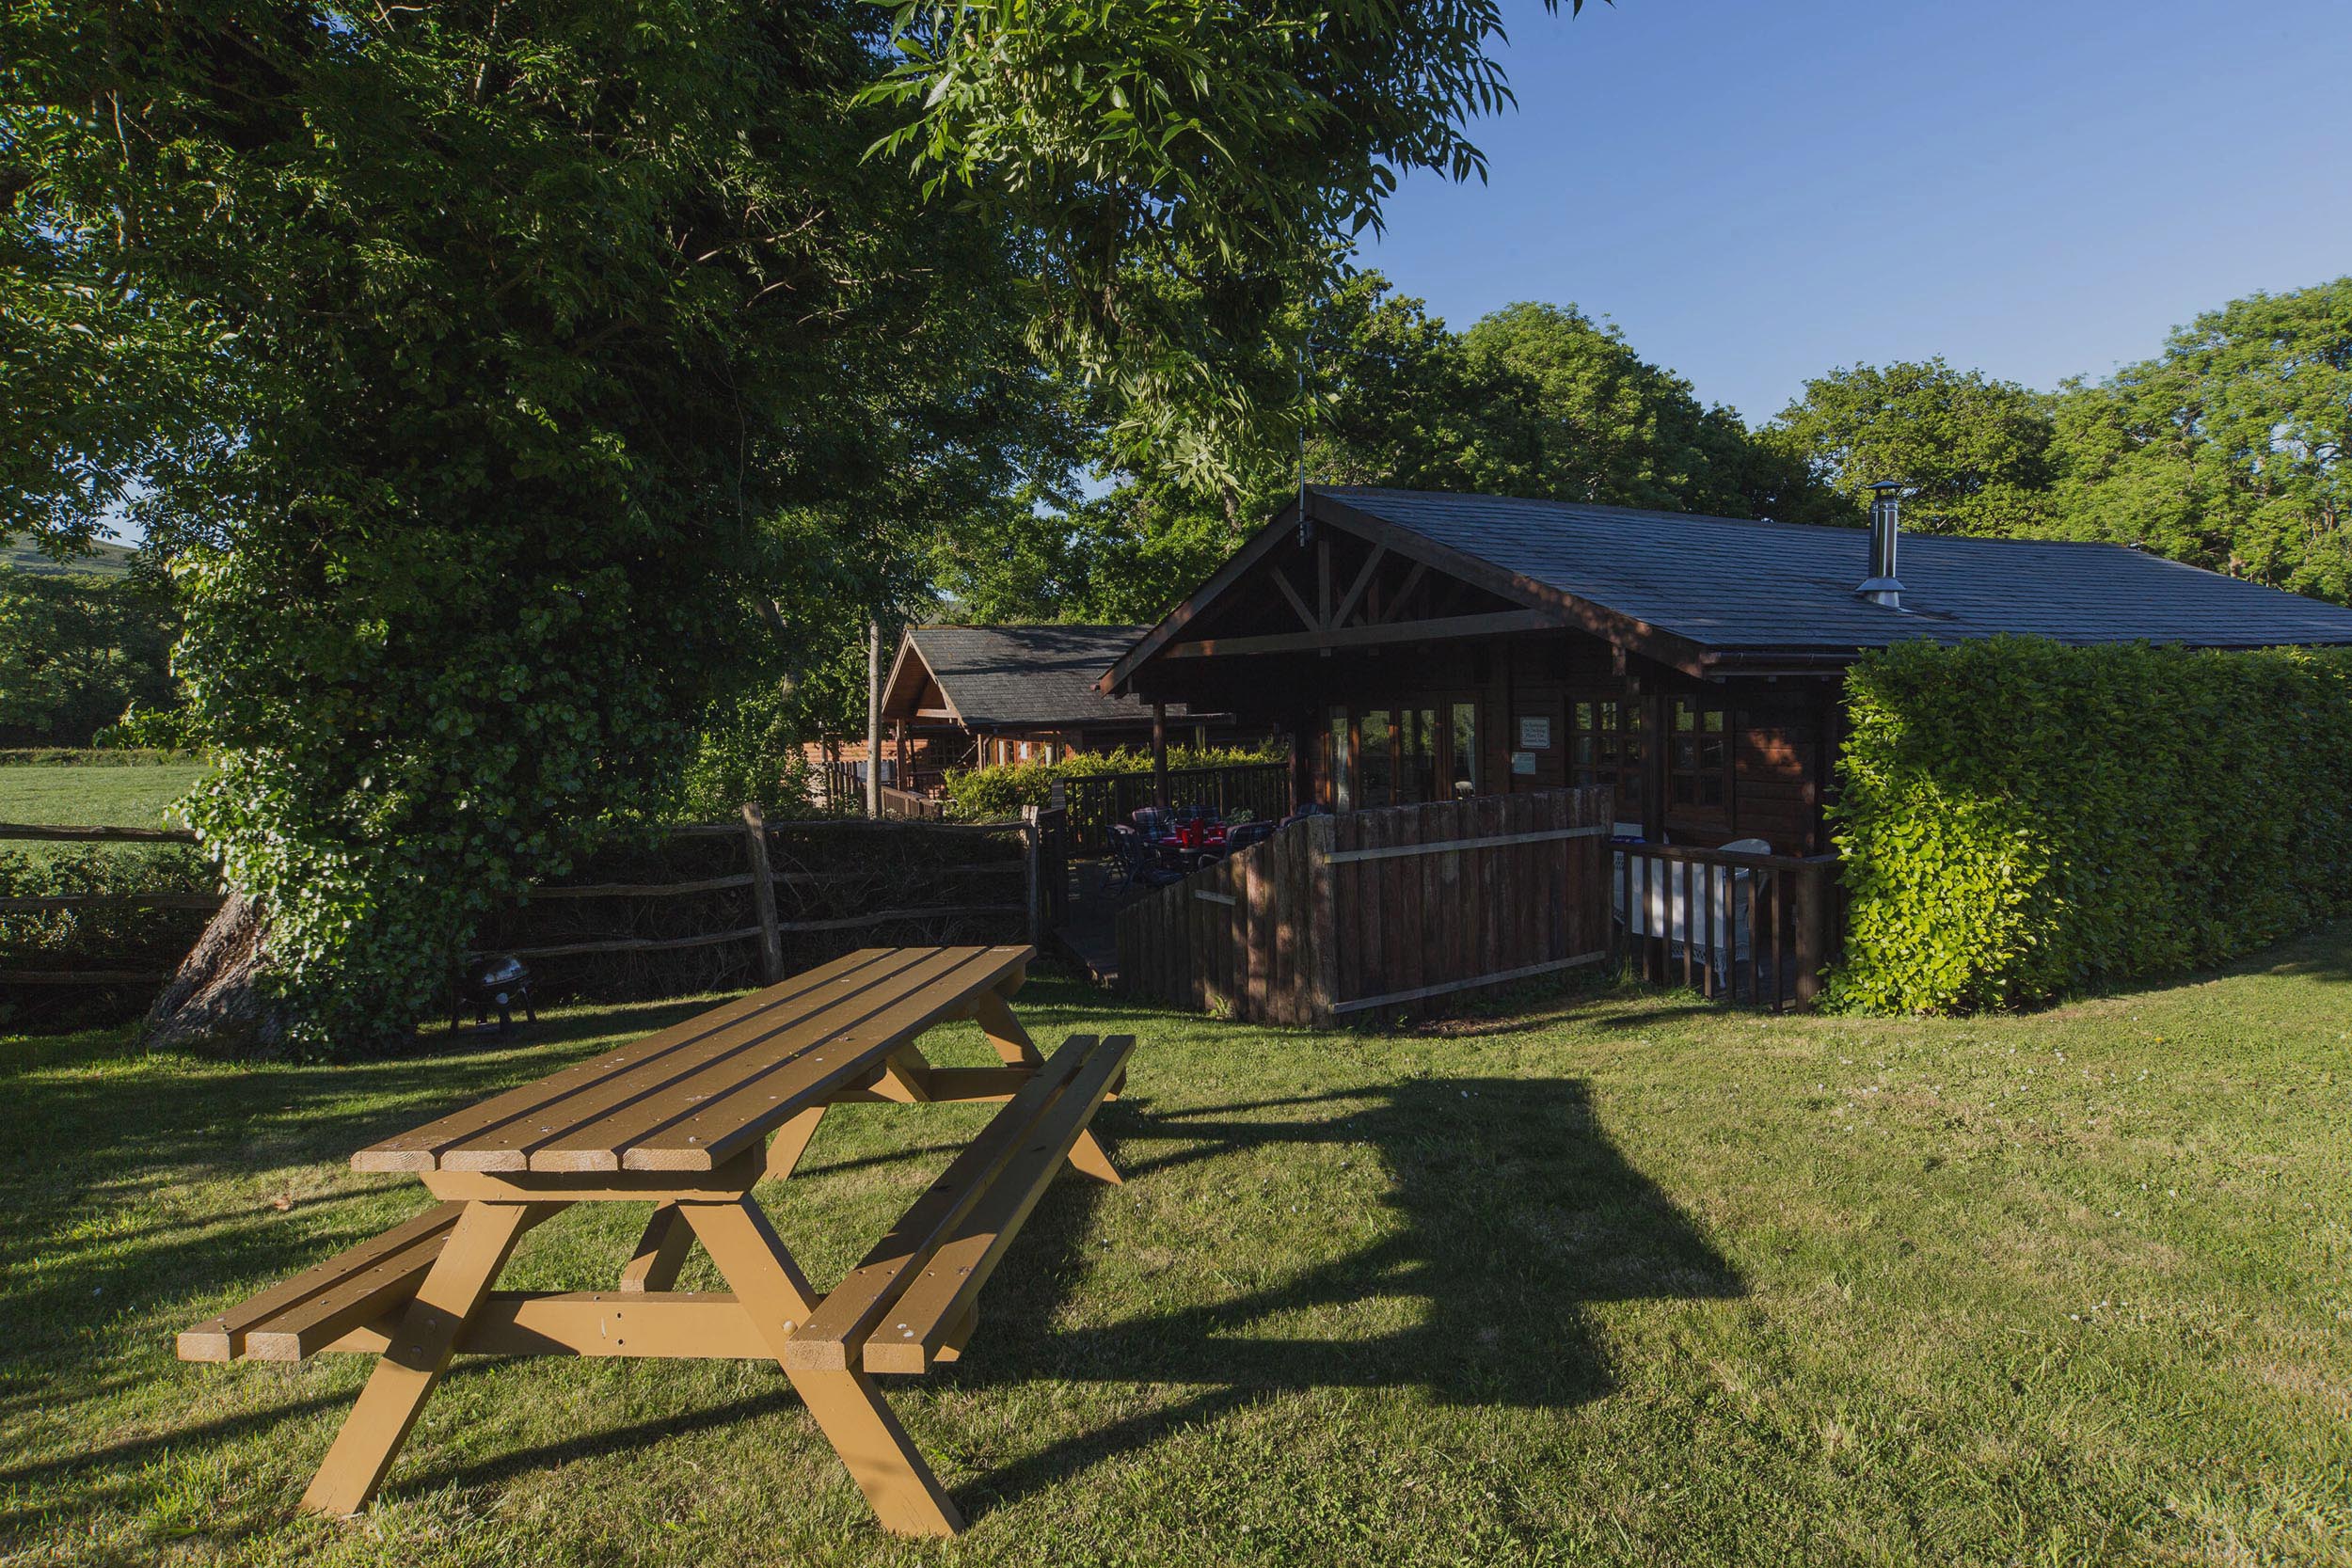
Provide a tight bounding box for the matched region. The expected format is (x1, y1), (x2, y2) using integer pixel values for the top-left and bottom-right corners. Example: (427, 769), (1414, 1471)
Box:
(299, 1200), (544, 1516)
(621, 1106), (828, 1293)
(619, 1204), (695, 1293)
(683, 1196), (964, 1536)
(765, 1103), (827, 1180)
(972, 988), (1121, 1186)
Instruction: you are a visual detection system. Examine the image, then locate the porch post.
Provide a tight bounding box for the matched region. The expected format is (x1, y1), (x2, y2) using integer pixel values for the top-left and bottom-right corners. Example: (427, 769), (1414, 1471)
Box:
(893, 719), (908, 791)
(865, 619), (882, 818)
(1152, 703), (1169, 810)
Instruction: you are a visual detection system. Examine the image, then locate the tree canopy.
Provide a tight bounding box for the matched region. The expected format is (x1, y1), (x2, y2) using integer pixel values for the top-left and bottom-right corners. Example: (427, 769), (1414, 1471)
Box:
(1765, 358), (2060, 536)
(1759, 282), (2352, 599)
(2048, 280), (2352, 601)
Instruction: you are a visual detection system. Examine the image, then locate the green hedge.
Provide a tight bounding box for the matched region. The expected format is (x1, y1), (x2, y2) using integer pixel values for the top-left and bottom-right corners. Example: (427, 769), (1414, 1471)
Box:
(940, 743), (1285, 821)
(1830, 637), (2352, 1013)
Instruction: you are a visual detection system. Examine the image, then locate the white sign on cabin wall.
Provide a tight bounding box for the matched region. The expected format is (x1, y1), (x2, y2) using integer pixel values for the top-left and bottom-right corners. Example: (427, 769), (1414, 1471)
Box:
(1518, 716), (1552, 750)
(1511, 751), (1537, 776)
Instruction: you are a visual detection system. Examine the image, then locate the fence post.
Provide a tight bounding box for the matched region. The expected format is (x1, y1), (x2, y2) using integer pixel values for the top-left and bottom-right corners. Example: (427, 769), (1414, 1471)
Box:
(741, 802), (785, 985)
(1021, 805), (1041, 950)
(1792, 858), (1827, 1007)
(1307, 814), (1337, 1025)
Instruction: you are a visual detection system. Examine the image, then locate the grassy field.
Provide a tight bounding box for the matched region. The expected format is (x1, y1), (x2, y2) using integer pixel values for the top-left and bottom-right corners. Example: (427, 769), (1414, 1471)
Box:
(0, 762), (208, 831)
(2, 534), (135, 578)
(3, 938), (2348, 1567)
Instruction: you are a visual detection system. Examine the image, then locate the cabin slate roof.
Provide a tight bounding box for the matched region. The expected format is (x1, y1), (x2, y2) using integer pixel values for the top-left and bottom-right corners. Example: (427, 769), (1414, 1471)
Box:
(906, 625), (1210, 728)
(1317, 487), (2352, 655)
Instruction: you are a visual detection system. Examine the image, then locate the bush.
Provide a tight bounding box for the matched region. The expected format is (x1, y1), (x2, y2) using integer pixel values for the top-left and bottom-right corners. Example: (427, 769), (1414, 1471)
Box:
(93, 703), (203, 752)
(670, 684), (821, 823)
(1830, 637), (2352, 1013)
(939, 742), (1286, 821)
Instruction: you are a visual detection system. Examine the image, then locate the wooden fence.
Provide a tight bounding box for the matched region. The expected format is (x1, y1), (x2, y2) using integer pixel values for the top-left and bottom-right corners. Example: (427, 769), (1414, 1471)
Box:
(1116, 788), (1612, 1026)
(1613, 841), (1842, 1009)
(2, 806), (1071, 1004)
(1063, 762), (1292, 853)
(878, 784), (947, 821)
(813, 760), (952, 813)
(0, 822), (213, 987)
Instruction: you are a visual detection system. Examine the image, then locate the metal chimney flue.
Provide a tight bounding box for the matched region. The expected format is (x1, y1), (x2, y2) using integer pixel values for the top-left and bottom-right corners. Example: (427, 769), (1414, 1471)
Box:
(1856, 481), (1906, 610)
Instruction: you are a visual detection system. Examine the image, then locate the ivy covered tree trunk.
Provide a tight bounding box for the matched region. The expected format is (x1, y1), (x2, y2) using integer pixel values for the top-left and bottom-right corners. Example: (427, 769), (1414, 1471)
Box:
(145, 894), (289, 1060)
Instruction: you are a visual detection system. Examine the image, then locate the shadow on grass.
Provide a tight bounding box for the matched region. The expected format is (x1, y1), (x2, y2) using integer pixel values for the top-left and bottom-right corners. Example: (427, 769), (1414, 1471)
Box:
(930, 1074), (1742, 1516)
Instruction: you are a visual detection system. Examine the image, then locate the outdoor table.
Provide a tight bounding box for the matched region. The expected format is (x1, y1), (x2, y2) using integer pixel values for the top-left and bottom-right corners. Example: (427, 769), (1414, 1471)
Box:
(177, 943), (1131, 1536)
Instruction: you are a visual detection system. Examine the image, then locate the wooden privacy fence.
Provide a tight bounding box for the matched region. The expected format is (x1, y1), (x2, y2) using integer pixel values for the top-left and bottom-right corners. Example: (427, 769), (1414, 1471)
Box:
(1117, 788), (1612, 1026)
(1063, 762), (1292, 853)
(1613, 841), (1842, 1009)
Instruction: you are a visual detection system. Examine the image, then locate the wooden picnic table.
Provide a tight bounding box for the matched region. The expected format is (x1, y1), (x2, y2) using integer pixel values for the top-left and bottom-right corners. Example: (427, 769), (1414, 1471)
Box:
(177, 944), (1134, 1536)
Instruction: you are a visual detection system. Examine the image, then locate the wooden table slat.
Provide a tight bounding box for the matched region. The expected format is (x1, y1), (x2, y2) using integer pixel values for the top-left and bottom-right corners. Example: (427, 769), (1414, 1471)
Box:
(617, 948), (1029, 1170)
(353, 947), (910, 1172)
(434, 947), (968, 1174)
(518, 946), (1017, 1173)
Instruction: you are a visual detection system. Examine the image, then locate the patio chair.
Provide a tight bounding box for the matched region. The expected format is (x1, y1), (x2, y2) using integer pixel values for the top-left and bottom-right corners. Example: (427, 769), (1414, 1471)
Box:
(1131, 806), (1174, 839)
(1109, 824), (1186, 896)
(1224, 820), (1276, 853)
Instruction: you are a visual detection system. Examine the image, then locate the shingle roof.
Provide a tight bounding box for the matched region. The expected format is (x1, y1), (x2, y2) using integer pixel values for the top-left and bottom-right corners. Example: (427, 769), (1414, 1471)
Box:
(1318, 487), (2352, 654)
(907, 625), (1211, 728)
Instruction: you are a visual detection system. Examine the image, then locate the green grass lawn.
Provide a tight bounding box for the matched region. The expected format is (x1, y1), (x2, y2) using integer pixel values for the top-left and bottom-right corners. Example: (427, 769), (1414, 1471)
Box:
(0, 763), (209, 831)
(4, 938), (2349, 1566)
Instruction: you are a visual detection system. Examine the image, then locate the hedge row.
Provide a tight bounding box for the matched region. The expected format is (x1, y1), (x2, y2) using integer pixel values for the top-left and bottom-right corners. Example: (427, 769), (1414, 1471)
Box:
(940, 742), (1285, 821)
(1830, 637), (2352, 1013)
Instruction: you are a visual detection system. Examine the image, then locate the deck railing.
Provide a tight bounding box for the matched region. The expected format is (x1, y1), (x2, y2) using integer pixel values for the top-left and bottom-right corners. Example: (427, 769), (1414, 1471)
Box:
(1613, 841), (1842, 1009)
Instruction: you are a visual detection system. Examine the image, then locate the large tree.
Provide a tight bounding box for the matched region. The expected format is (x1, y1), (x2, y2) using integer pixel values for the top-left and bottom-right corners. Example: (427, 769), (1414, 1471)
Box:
(5, 0), (1602, 1052)
(4, 1), (1072, 1052)
(2049, 279), (2352, 601)
(1763, 358), (2060, 535)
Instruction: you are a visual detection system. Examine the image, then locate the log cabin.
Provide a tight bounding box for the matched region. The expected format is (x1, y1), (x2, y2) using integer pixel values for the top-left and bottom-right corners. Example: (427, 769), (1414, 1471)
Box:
(1099, 486), (2352, 854)
(834, 624), (1235, 794)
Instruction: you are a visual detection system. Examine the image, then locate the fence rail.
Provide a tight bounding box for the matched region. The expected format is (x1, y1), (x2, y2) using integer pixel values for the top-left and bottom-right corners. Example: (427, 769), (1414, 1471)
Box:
(1117, 788), (1611, 1026)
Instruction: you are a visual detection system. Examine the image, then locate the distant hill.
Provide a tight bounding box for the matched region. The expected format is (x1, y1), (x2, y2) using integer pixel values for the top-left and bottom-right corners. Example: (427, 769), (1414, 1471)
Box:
(3, 534), (137, 578)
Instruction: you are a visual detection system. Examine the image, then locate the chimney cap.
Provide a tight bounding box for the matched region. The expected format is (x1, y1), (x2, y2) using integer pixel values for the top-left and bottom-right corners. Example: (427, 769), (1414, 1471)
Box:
(1867, 479), (1912, 496)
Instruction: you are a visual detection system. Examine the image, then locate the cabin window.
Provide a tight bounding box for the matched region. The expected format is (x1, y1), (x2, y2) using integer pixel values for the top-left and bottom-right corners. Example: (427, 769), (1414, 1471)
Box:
(1358, 708), (1395, 810)
(1570, 697), (1644, 814)
(1326, 706), (1352, 811)
(1669, 698), (1728, 811)
(1403, 707), (1439, 804)
(1450, 703), (1479, 797)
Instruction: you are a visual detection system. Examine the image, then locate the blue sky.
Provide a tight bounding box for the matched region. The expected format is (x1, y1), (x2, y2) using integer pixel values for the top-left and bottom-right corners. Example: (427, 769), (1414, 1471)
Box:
(1359, 0), (2352, 423)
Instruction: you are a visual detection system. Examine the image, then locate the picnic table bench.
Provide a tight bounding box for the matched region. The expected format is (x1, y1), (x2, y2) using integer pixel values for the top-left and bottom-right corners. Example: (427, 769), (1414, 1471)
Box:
(176, 944), (1133, 1536)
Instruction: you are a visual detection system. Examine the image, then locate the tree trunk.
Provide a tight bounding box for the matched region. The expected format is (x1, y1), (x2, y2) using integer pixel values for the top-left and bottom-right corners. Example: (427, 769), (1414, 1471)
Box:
(145, 893), (292, 1059)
